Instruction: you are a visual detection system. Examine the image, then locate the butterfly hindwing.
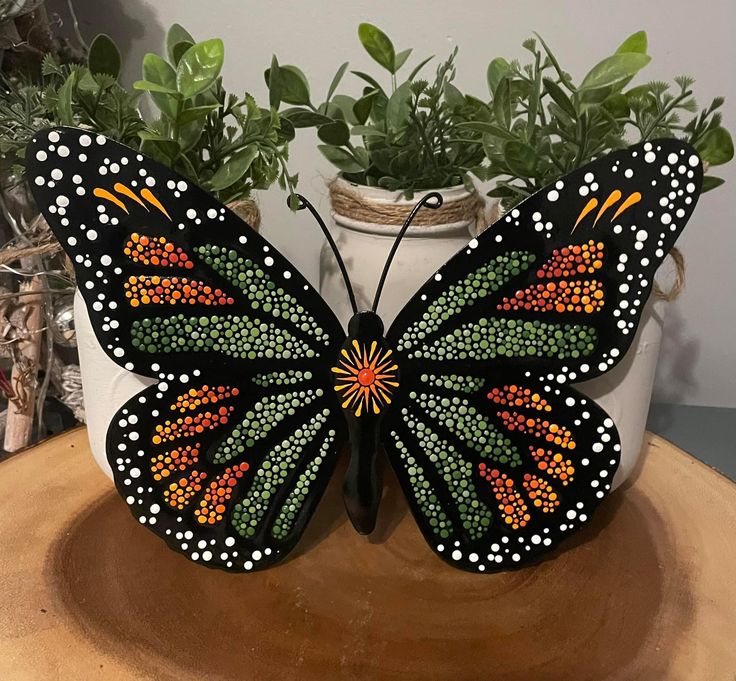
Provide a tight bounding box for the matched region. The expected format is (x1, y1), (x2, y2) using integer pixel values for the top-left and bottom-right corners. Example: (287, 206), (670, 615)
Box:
(28, 127), (347, 571)
(384, 139), (702, 571)
(107, 374), (344, 571)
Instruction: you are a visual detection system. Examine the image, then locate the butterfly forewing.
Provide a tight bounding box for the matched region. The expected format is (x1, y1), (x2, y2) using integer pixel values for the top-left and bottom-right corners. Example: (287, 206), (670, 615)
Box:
(384, 139), (702, 571)
(28, 127), (347, 571)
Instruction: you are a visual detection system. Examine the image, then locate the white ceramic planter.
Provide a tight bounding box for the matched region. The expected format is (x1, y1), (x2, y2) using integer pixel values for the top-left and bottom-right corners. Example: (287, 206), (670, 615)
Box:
(320, 180), (667, 490)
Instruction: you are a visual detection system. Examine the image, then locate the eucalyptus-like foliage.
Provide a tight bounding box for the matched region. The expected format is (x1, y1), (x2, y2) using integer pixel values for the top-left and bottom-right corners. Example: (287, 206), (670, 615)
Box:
(473, 32), (733, 206)
(0, 34), (143, 179)
(268, 23), (487, 198)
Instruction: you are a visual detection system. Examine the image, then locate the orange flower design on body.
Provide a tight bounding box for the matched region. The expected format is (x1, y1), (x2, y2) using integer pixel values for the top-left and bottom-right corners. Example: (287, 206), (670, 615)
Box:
(332, 340), (399, 417)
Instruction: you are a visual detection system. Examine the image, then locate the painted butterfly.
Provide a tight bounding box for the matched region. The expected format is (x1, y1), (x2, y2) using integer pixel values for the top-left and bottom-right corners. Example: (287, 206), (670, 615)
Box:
(28, 127), (702, 573)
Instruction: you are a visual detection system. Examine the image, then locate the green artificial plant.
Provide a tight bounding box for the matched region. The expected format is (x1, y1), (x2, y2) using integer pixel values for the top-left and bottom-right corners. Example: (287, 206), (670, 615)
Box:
(268, 23), (487, 197)
(472, 31), (733, 207)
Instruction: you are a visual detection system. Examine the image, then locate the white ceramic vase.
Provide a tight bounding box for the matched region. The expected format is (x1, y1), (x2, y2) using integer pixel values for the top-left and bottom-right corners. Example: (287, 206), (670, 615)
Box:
(320, 179), (667, 490)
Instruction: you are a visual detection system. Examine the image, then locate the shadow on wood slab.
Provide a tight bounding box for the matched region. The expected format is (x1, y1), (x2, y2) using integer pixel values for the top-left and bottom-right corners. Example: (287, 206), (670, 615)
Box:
(47, 463), (691, 681)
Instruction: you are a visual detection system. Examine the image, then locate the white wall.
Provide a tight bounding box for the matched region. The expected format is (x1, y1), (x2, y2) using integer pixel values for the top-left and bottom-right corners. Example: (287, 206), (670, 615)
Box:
(50, 0), (736, 408)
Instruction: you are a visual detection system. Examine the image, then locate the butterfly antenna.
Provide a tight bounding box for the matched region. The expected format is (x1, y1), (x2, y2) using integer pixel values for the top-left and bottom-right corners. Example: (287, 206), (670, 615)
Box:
(371, 192), (443, 313)
(291, 194), (358, 314)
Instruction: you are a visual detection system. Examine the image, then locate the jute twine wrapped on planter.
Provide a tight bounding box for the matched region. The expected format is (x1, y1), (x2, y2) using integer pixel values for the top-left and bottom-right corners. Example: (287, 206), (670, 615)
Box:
(328, 179), (684, 301)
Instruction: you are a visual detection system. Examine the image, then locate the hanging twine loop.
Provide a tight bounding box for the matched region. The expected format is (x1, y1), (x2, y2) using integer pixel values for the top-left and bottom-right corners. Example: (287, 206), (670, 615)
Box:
(653, 246), (685, 301)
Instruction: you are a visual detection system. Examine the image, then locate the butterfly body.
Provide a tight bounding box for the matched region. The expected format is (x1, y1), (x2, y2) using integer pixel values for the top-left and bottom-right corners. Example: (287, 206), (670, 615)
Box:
(335, 310), (395, 534)
(28, 127), (703, 574)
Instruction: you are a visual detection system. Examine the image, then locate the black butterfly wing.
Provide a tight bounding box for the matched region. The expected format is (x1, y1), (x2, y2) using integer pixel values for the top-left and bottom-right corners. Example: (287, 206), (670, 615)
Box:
(28, 127), (347, 571)
(383, 139), (703, 572)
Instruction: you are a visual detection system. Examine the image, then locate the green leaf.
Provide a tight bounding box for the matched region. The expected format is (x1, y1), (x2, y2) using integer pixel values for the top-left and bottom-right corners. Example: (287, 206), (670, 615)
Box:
(457, 121), (514, 140)
(317, 120), (350, 146)
(358, 23), (395, 73)
(331, 94), (359, 125)
(444, 83), (465, 109)
(351, 125), (386, 138)
(616, 30), (647, 55)
(56, 72), (76, 125)
(493, 77), (511, 129)
(133, 79), (179, 95)
(353, 147), (370, 169)
(386, 81), (412, 133)
(142, 53), (179, 118)
(543, 78), (575, 118)
(88, 33), (121, 79)
(326, 61), (349, 103)
(602, 93), (629, 119)
(407, 56), (433, 81)
(178, 103), (220, 124)
(318, 144), (365, 173)
(281, 107), (332, 128)
(701, 175), (725, 192)
(172, 41), (194, 66)
(209, 145), (259, 190)
(176, 38), (224, 99)
(695, 127), (734, 166)
(579, 53), (651, 93)
(394, 48), (412, 72)
(353, 91), (377, 125)
(268, 54), (281, 109)
(351, 70), (385, 93)
(503, 140), (537, 177)
(140, 138), (180, 165)
(487, 57), (510, 95)
(166, 23), (194, 63)
(265, 64), (311, 106)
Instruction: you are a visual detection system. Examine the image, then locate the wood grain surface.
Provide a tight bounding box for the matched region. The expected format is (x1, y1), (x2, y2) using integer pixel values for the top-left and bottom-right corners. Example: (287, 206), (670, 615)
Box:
(0, 427), (734, 681)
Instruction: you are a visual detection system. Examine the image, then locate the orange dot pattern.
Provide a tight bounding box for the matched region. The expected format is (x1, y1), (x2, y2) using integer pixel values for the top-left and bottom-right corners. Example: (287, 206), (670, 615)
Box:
(171, 385), (239, 412)
(537, 241), (604, 279)
(530, 447), (575, 484)
(124, 275), (234, 307)
(150, 443), (200, 481)
(152, 405), (235, 444)
(479, 464), (530, 529)
(522, 473), (559, 512)
(487, 385), (551, 412)
(497, 410), (575, 449)
(194, 462), (250, 525)
(498, 279), (605, 314)
(164, 470), (207, 510)
(124, 233), (194, 269)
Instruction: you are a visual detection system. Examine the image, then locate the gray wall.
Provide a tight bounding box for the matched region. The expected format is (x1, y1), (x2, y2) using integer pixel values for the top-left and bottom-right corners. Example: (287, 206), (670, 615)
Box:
(50, 0), (736, 407)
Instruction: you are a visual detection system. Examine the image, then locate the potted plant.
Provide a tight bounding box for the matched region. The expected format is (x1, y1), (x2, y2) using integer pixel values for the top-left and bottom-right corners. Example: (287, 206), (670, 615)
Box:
(0, 19), (298, 457)
(466, 31), (733, 488)
(269, 23), (490, 324)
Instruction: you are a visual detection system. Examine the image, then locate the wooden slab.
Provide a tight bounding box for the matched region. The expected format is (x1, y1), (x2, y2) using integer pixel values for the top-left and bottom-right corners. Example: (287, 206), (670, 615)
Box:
(1, 428), (734, 680)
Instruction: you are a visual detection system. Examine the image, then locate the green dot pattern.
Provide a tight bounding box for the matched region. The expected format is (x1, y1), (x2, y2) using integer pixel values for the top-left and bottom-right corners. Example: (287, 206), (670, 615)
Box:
(403, 408), (493, 540)
(420, 373), (485, 394)
(195, 244), (329, 344)
(409, 317), (597, 361)
(397, 251), (535, 351)
(213, 389), (324, 464)
(389, 430), (453, 538)
(409, 390), (521, 466)
(130, 314), (316, 360)
(252, 369), (313, 388)
(231, 409), (330, 538)
(272, 431), (335, 540)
